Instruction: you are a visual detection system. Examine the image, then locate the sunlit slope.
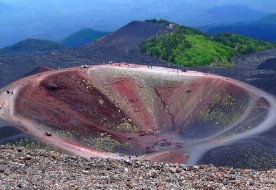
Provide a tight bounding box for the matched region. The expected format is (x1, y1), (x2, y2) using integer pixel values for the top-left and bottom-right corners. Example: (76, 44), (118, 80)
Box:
(141, 22), (276, 66)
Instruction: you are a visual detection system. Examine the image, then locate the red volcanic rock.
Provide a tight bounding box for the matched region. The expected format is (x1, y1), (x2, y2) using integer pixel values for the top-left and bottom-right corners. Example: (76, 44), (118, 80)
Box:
(1, 63), (276, 165)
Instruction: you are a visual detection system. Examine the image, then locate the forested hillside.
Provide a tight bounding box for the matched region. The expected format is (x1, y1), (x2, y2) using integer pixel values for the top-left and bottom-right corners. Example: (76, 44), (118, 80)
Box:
(142, 20), (276, 67)
(0, 38), (67, 55)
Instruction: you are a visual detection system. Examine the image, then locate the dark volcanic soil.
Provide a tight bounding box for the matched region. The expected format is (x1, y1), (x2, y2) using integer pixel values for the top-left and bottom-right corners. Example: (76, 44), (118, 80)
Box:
(191, 49), (276, 96)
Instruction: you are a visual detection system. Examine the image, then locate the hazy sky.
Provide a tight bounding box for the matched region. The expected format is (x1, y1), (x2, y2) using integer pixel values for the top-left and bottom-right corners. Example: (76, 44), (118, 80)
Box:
(0, 0), (275, 48)
(2, 0), (275, 27)
(2, 0), (276, 11)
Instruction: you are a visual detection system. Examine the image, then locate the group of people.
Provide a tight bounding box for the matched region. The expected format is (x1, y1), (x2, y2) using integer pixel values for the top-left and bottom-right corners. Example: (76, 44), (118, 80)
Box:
(0, 90), (14, 110)
(101, 61), (173, 69)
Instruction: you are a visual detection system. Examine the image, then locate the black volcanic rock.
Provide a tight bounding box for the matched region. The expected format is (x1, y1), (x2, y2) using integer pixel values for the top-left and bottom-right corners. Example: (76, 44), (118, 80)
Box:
(190, 48), (276, 95)
(257, 58), (276, 71)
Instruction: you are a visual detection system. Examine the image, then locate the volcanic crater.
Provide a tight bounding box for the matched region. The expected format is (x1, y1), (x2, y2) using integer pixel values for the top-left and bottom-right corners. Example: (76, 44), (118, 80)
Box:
(1, 64), (276, 165)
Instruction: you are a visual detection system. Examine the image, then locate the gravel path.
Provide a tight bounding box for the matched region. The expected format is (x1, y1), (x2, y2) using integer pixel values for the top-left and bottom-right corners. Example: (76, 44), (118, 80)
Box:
(1, 146), (276, 189)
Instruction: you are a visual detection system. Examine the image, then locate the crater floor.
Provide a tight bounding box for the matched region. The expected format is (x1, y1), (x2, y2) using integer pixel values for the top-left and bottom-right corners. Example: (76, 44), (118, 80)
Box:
(1, 64), (276, 168)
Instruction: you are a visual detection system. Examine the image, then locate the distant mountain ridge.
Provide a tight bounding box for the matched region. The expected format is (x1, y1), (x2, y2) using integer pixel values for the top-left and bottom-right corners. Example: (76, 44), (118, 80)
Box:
(204, 13), (276, 42)
(0, 2), (15, 14)
(205, 4), (268, 24)
(259, 13), (276, 24)
(0, 20), (176, 89)
(0, 38), (67, 55)
(61, 28), (110, 47)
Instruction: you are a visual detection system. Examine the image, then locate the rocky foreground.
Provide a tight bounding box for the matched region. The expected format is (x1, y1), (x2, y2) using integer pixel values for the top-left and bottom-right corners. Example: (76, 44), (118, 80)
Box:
(0, 146), (275, 189)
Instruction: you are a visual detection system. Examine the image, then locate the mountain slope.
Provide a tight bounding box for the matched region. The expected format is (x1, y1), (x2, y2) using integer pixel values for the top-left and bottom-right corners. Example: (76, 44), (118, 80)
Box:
(205, 4), (268, 24)
(90, 21), (173, 48)
(259, 13), (276, 24)
(204, 14), (276, 42)
(206, 22), (276, 43)
(65, 20), (175, 66)
(0, 38), (67, 55)
(61, 28), (110, 47)
(141, 23), (276, 67)
(0, 21), (176, 88)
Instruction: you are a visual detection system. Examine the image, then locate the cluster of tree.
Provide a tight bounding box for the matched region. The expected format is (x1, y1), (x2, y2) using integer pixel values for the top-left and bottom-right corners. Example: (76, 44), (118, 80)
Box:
(174, 25), (206, 36)
(145, 18), (178, 27)
(141, 21), (276, 67)
(0, 38), (67, 55)
(212, 33), (276, 55)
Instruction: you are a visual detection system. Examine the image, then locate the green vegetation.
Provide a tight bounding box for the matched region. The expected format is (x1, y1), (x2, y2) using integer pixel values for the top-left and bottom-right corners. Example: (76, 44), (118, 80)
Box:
(259, 13), (276, 24)
(61, 28), (110, 47)
(0, 38), (67, 55)
(145, 18), (178, 27)
(89, 132), (131, 153)
(212, 33), (276, 55)
(142, 19), (276, 67)
(4, 137), (68, 154)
